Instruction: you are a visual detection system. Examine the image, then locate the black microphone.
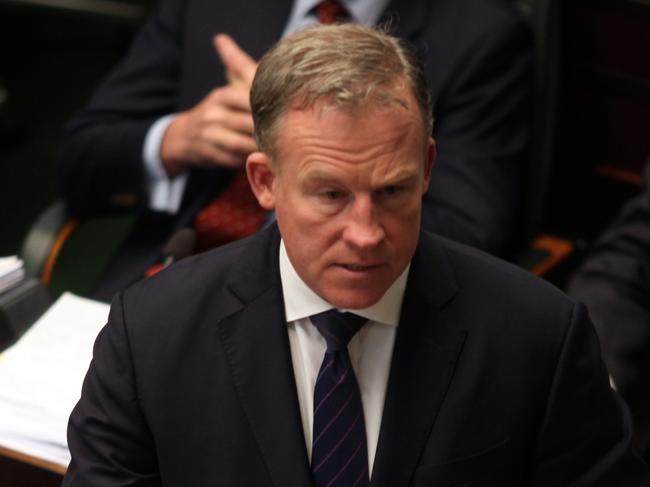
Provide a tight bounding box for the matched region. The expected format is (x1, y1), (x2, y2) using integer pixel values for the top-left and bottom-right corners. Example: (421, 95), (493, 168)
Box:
(0, 279), (51, 350)
(161, 228), (196, 266)
(146, 229), (196, 277)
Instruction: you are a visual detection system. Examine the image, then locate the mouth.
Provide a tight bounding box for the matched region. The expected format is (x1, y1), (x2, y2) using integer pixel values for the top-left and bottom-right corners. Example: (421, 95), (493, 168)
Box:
(337, 263), (382, 272)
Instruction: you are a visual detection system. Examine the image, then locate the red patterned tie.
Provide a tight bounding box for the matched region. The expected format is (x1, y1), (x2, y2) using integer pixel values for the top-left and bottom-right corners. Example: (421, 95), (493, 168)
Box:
(316, 0), (348, 24)
(193, 169), (266, 253)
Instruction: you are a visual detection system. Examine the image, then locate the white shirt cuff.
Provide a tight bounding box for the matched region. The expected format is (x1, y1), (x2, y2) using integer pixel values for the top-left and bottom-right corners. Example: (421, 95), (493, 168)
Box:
(143, 114), (189, 214)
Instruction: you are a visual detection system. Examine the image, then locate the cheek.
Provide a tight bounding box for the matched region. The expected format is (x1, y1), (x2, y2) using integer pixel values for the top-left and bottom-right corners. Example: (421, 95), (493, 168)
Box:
(384, 203), (422, 247)
(389, 219), (419, 245)
(276, 202), (335, 257)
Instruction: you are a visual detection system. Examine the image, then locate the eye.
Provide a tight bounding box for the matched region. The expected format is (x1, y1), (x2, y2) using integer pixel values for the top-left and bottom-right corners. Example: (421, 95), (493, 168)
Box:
(379, 186), (401, 196)
(323, 190), (343, 200)
(315, 188), (348, 206)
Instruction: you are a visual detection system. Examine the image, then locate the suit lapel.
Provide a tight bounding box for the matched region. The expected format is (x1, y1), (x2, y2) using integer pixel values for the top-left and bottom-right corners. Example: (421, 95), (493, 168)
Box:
(371, 232), (466, 487)
(217, 227), (314, 487)
(215, 227), (467, 487)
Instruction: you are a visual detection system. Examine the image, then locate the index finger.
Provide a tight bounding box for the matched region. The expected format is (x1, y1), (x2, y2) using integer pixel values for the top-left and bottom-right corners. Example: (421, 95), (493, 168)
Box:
(214, 34), (257, 87)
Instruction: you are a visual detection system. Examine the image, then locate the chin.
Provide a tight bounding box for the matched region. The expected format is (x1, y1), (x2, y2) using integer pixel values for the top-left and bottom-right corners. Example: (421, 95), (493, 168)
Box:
(324, 289), (385, 311)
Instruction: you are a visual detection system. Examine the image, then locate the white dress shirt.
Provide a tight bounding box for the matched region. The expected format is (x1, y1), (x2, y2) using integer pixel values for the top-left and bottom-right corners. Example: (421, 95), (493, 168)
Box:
(279, 239), (408, 475)
(142, 0), (390, 213)
(143, 114), (189, 212)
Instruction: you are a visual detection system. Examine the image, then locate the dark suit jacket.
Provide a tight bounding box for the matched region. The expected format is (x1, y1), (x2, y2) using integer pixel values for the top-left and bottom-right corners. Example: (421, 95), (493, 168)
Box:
(568, 162), (650, 452)
(58, 0), (533, 299)
(64, 225), (649, 486)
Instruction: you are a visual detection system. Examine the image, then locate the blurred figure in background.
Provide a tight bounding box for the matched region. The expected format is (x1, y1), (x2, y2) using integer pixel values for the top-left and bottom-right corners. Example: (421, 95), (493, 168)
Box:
(58, 0), (533, 300)
(568, 160), (650, 457)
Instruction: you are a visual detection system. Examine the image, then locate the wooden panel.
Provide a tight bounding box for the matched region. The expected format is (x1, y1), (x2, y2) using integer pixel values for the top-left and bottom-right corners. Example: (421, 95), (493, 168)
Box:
(546, 0), (650, 239)
(529, 235), (574, 277)
(0, 446), (64, 487)
(570, 3), (650, 82)
(571, 87), (650, 179)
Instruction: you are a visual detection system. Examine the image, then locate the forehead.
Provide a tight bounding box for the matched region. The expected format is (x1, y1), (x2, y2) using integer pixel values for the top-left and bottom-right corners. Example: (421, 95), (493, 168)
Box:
(273, 90), (425, 172)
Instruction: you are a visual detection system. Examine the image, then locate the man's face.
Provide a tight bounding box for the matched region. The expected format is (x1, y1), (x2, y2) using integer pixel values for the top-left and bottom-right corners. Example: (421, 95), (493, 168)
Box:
(248, 88), (435, 309)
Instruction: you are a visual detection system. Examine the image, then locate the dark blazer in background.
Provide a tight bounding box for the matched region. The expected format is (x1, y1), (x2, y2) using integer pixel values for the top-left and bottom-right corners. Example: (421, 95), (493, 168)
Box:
(568, 163), (650, 451)
(63, 225), (649, 486)
(58, 0), (533, 299)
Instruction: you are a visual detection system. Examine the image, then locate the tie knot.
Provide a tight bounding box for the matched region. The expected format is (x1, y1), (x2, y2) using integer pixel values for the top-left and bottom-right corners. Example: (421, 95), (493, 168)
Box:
(310, 310), (367, 352)
(316, 0), (348, 24)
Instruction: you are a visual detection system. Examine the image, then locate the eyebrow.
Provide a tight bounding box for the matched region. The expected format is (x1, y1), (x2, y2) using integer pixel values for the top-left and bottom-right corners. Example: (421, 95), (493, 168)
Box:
(300, 169), (341, 184)
(380, 171), (419, 187)
(300, 167), (420, 188)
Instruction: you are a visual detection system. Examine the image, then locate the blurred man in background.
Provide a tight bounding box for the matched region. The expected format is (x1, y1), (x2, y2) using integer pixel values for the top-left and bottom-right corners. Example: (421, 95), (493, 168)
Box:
(569, 161), (650, 458)
(58, 0), (533, 300)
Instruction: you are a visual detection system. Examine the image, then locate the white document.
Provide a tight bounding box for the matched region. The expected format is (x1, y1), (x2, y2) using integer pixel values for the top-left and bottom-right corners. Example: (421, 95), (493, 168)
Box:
(0, 255), (25, 293)
(0, 292), (110, 467)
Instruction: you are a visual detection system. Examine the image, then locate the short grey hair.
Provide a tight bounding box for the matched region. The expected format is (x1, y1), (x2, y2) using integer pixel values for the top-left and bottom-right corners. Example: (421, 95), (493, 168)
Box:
(250, 23), (433, 157)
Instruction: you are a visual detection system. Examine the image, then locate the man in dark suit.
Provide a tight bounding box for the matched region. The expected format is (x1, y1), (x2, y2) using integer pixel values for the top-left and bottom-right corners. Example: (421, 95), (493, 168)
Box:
(63, 24), (648, 486)
(568, 162), (650, 456)
(58, 0), (533, 300)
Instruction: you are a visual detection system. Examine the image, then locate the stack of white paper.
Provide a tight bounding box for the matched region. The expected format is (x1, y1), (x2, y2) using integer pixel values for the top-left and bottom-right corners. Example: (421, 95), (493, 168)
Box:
(0, 256), (25, 294)
(0, 293), (109, 468)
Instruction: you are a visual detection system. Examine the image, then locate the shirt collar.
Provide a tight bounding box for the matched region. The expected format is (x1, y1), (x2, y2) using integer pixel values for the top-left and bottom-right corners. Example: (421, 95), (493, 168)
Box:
(280, 239), (409, 326)
(285, 0), (390, 29)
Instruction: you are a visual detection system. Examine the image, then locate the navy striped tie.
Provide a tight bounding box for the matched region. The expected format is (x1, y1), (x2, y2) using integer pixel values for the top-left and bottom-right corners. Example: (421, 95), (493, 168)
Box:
(310, 310), (369, 487)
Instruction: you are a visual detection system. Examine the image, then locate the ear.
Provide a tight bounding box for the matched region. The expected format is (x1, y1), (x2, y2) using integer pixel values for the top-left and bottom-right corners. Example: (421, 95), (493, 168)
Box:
(422, 137), (436, 193)
(246, 151), (277, 210)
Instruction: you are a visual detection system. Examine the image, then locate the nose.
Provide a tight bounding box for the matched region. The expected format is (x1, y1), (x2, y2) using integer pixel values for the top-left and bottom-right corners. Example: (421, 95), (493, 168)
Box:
(342, 195), (385, 250)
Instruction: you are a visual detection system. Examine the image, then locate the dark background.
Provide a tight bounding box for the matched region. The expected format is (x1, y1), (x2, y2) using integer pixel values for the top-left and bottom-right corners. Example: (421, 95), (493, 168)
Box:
(0, 0), (152, 256)
(1, 0), (649, 283)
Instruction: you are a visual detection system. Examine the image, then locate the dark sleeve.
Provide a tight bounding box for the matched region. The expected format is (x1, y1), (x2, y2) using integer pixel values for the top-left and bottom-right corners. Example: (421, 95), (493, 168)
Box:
(531, 303), (649, 485)
(567, 166), (650, 400)
(422, 8), (533, 257)
(63, 293), (160, 486)
(57, 0), (185, 218)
